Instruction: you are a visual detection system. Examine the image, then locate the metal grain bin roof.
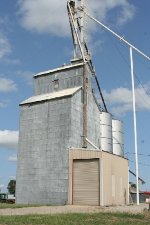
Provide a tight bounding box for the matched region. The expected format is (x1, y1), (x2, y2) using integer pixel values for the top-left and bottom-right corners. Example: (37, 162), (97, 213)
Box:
(20, 86), (82, 105)
(34, 63), (84, 77)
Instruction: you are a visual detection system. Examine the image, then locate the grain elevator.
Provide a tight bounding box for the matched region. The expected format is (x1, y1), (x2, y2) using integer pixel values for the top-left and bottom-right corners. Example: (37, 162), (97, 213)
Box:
(16, 0), (129, 206)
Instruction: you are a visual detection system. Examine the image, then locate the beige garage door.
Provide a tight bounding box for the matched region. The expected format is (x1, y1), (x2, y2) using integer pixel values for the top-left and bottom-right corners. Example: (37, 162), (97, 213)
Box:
(73, 159), (100, 206)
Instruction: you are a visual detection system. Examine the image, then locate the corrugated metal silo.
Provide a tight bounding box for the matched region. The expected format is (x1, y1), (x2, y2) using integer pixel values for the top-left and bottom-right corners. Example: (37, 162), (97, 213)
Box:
(112, 119), (124, 156)
(100, 112), (113, 152)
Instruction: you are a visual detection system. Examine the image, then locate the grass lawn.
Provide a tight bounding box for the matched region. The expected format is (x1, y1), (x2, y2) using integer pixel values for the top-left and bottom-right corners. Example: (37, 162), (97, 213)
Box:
(0, 203), (45, 209)
(0, 212), (150, 225)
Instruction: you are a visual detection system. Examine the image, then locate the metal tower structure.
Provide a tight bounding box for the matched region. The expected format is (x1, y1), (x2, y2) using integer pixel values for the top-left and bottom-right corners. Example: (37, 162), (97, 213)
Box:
(67, 0), (91, 61)
(67, 0), (108, 147)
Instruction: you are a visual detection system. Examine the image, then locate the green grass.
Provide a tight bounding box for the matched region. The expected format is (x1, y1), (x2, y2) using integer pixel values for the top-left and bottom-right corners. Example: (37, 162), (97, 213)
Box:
(0, 203), (45, 209)
(0, 212), (150, 225)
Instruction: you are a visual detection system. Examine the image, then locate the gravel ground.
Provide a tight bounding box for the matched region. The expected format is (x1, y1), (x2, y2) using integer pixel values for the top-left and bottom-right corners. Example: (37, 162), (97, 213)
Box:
(0, 204), (149, 216)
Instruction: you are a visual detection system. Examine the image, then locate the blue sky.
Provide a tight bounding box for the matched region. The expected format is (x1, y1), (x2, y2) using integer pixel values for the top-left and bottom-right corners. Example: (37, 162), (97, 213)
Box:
(0, 0), (150, 192)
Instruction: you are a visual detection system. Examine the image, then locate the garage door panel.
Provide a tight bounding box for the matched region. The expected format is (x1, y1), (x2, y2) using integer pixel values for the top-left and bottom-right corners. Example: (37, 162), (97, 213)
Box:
(73, 159), (100, 206)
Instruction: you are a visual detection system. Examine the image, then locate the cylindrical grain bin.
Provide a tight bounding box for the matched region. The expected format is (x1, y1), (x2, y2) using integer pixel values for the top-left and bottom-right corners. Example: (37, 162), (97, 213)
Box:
(112, 119), (124, 156)
(100, 112), (113, 152)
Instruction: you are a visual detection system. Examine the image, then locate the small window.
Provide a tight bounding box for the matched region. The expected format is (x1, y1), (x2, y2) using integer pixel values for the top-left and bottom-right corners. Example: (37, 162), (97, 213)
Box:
(53, 79), (59, 90)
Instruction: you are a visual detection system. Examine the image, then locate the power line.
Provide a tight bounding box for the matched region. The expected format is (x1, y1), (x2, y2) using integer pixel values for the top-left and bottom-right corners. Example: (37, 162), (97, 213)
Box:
(125, 152), (150, 157)
(129, 160), (150, 167)
(106, 33), (150, 100)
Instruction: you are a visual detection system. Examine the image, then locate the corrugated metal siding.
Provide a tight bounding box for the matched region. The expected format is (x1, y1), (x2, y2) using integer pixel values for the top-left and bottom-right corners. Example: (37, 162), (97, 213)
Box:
(73, 159), (100, 206)
(34, 65), (84, 95)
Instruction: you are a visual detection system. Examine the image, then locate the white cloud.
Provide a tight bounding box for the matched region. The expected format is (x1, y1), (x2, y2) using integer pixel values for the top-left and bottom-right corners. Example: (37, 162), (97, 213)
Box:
(0, 20), (20, 64)
(17, 0), (135, 37)
(0, 33), (11, 59)
(16, 70), (34, 86)
(0, 130), (19, 150)
(86, 0), (135, 27)
(116, 1), (135, 26)
(8, 155), (17, 162)
(89, 39), (104, 55)
(17, 0), (70, 37)
(0, 77), (17, 92)
(104, 83), (150, 116)
(9, 176), (16, 180)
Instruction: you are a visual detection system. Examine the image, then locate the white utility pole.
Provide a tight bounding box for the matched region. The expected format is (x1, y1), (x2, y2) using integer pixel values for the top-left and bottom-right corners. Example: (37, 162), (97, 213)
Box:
(130, 47), (139, 205)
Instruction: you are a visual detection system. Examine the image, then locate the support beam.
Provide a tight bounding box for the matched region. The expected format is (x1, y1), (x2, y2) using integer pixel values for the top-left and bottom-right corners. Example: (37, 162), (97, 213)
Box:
(129, 170), (145, 185)
(80, 0), (85, 50)
(83, 63), (87, 148)
(95, 75), (108, 112)
(85, 12), (150, 62)
(86, 138), (99, 150)
(67, 1), (86, 62)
